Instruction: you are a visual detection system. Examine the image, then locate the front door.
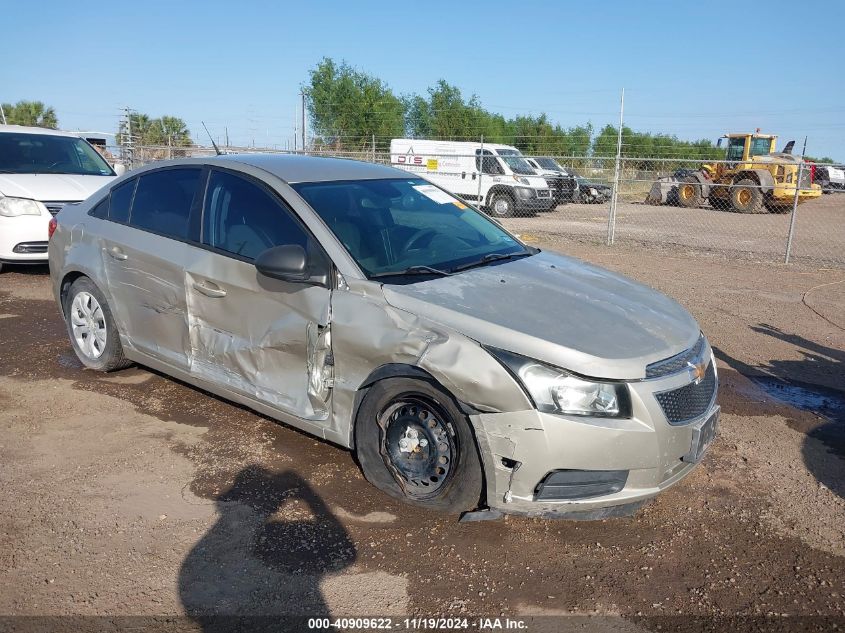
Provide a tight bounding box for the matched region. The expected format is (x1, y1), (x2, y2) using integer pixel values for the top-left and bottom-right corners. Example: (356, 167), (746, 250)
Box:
(184, 168), (333, 421)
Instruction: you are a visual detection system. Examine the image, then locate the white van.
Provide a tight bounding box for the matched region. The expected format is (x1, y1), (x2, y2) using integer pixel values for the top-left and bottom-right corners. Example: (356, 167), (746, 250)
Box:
(0, 125), (123, 272)
(390, 139), (553, 217)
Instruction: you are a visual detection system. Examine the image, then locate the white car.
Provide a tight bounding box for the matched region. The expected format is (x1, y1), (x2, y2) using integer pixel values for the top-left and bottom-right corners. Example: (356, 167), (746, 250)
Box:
(0, 125), (122, 272)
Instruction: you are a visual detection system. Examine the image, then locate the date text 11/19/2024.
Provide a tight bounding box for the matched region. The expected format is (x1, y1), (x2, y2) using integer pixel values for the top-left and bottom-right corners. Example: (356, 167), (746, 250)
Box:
(307, 617), (529, 630)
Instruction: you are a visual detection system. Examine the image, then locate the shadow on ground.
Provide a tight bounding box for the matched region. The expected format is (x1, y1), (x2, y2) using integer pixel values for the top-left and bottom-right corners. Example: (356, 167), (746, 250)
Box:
(714, 323), (845, 500)
(179, 466), (356, 632)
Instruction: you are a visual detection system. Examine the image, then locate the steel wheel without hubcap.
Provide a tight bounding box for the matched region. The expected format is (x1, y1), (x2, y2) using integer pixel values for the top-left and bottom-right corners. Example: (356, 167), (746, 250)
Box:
(354, 377), (483, 513)
(70, 291), (107, 359)
(379, 396), (454, 498)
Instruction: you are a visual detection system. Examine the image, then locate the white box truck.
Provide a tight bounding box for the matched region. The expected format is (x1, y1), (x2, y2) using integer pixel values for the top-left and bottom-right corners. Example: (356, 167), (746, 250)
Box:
(390, 139), (554, 217)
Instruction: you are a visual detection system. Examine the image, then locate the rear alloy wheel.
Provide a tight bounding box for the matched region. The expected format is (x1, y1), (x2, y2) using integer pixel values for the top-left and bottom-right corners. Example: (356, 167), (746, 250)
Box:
(63, 277), (132, 371)
(354, 378), (483, 514)
(731, 178), (764, 213)
(489, 192), (516, 218)
(677, 176), (703, 208)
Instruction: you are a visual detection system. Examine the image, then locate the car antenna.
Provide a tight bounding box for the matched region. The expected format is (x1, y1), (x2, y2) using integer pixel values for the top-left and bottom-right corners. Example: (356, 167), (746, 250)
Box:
(202, 121), (222, 156)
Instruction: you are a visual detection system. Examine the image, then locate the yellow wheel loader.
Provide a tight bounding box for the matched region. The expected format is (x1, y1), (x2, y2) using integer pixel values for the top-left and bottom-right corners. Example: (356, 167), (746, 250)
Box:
(659, 133), (822, 213)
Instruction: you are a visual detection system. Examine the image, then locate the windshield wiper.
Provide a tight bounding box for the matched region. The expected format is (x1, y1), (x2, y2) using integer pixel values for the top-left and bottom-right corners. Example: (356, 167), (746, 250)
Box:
(451, 250), (535, 273)
(370, 265), (453, 279)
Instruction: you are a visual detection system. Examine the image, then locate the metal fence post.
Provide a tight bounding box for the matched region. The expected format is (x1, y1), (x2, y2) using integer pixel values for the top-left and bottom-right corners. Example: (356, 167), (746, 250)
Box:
(476, 135), (484, 208)
(784, 160), (805, 264)
(607, 88), (624, 245)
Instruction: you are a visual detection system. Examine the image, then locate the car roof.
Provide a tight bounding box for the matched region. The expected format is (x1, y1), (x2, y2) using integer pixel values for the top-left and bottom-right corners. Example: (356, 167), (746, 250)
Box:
(0, 124), (84, 138)
(207, 153), (414, 184)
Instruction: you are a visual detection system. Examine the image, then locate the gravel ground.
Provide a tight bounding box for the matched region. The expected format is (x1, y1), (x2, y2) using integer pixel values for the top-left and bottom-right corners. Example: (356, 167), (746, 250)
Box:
(504, 193), (845, 268)
(1, 239), (844, 631)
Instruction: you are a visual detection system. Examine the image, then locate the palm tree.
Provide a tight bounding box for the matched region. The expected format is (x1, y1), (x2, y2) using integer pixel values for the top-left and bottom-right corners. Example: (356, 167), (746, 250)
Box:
(1, 101), (58, 128)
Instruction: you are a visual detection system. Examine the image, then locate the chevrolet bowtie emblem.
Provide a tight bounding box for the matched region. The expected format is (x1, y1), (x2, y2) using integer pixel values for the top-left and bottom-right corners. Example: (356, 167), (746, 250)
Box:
(687, 359), (707, 385)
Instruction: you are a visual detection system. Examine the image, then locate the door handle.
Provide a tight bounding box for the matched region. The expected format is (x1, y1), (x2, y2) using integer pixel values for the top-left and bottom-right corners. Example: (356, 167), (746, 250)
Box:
(107, 246), (128, 261)
(192, 281), (227, 298)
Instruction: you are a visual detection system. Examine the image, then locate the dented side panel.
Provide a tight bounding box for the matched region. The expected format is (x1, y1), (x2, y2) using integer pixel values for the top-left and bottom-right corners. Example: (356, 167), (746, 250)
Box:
(184, 249), (332, 422)
(99, 223), (194, 370)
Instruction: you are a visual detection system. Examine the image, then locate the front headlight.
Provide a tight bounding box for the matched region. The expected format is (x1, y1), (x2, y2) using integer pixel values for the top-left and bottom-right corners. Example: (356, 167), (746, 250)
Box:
(489, 348), (631, 417)
(0, 197), (44, 217)
(589, 187), (598, 196)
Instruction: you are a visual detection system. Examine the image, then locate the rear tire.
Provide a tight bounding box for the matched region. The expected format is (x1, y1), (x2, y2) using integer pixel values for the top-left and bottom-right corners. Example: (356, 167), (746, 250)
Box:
(63, 277), (132, 371)
(677, 176), (703, 208)
(354, 377), (483, 514)
(731, 178), (764, 214)
(488, 192), (516, 218)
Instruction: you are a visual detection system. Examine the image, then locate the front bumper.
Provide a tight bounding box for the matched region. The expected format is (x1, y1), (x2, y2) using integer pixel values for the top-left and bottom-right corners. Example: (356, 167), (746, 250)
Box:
(471, 365), (719, 518)
(514, 195), (556, 213)
(0, 213), (52, 263)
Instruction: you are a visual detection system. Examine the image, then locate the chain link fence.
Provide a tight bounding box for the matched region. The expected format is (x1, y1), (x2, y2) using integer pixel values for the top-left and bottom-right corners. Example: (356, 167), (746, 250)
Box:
(124, 141), (844, 268)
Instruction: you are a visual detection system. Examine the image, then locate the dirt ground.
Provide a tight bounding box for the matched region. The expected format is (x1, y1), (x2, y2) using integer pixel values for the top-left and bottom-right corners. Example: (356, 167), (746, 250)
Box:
(1, 237), (844, 632)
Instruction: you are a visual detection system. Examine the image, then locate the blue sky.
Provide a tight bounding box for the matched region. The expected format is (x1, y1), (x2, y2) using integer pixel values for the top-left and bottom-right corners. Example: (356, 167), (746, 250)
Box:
(5, 0), (845, 159)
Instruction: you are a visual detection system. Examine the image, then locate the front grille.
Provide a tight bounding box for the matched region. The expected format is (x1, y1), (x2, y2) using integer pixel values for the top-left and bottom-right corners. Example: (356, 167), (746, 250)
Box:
(44, 202), (73, 216)
(13, 241), (48, 254)
(544, 177), (563, 192)
(655, 362), (717, 425)
(646, 335), (706, 378)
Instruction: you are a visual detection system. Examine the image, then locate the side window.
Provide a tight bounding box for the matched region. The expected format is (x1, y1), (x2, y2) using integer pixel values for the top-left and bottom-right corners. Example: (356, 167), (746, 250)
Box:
(475, 150), (502, 175)
(202, 170), (309, 261)
(130, 168), (201, 241)
(726, 138), (745, 162)
(109, 178), (136, 224)
(89, 196), (110, 219)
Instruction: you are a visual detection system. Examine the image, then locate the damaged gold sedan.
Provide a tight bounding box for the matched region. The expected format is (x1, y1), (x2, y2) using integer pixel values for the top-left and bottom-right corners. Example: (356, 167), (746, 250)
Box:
(48, 155), (719, 518)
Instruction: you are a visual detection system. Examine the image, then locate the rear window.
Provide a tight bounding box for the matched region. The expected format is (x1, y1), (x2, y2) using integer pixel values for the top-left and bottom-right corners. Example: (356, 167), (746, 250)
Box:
(130, 168), (201, 241)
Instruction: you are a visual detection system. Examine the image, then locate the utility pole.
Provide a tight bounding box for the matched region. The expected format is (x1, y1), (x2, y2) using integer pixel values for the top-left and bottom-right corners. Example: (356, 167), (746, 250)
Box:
(0, 104), (6, 125)
(122, 107), (134, 168)
(301, 90), (307, 153)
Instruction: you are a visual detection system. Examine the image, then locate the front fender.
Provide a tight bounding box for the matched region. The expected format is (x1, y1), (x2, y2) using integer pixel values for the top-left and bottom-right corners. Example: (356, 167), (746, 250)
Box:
(329, 281), (532, 448)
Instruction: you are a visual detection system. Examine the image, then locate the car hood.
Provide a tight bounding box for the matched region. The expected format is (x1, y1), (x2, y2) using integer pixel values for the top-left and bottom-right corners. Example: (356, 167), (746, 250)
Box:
(0, 174), (114, 202)
(381, 251), (699, 380)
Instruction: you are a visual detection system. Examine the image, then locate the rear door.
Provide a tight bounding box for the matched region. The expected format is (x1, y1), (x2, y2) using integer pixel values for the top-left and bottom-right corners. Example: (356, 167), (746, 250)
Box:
(100, 167), (203, 370)
(184, 168), (333, 421)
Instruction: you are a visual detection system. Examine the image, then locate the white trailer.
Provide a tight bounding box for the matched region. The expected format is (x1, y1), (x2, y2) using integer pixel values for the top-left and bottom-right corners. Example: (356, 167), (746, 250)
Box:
(390, 139), (553, 217)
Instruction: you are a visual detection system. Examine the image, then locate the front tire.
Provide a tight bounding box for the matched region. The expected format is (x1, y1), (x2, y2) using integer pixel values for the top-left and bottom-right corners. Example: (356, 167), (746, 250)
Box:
(63, 277), (131, 371)
(677, 176), (703, 208)
(354, 377), (483, 514)
(488, 192), (516, 218)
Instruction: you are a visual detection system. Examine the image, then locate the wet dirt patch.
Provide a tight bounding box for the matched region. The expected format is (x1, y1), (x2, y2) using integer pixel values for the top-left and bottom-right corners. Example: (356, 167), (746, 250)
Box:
(750, 376), (845, 424)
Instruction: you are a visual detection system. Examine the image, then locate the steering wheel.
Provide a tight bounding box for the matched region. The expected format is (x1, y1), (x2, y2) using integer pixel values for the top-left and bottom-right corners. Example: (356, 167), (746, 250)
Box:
(401, 229), (438, 253)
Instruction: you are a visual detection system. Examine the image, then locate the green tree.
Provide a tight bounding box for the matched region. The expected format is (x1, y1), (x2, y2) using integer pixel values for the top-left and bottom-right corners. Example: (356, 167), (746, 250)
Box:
(306, 58), (405, 149)
(117, 113), (192, 146)
(1, 100), (58, 128)
(592, 124), (723, 169)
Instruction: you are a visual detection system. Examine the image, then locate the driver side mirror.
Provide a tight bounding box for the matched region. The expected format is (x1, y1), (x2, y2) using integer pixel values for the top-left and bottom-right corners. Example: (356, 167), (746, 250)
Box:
(255, 244), (329, 287)
(113, 163), (127, 176)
